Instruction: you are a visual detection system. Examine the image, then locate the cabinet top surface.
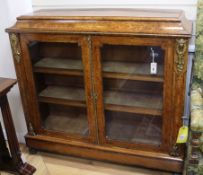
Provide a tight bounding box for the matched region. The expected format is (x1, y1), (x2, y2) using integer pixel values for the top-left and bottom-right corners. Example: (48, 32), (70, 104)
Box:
(7, 8), (192, 37)
(18, 8), (183, 21)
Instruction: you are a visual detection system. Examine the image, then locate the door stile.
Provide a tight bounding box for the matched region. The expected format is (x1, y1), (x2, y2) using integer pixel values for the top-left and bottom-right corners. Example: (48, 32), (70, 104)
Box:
(81, 36), (98, 143)
(91, 37), (106, 144)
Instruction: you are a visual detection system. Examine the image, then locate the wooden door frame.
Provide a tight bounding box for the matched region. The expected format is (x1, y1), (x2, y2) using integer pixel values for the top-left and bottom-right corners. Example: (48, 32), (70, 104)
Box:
(92, 35), (175, 153)
(19, 33), (97, 143)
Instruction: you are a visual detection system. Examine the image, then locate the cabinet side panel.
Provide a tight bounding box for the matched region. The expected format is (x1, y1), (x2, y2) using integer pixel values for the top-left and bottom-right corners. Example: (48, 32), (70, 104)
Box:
(8, 33), (32, 134)
(171, 38), (189, 156)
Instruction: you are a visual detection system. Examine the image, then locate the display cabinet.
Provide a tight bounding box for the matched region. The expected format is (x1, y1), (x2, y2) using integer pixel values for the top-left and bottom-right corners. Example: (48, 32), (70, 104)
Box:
(6, 9), (192, 172)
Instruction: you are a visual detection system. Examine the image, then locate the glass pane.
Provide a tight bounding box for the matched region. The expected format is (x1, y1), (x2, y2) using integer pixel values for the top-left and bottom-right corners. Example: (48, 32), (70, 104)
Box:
(39, 104), (88, 136)
(101, 45), (164, 77)
(28, 41), (89, 136)
(105, 111), (162, 145)
(101, 44), (164, 146)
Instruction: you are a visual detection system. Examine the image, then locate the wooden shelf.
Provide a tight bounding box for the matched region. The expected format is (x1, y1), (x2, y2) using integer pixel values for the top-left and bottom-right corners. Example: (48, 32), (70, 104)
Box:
(39, 86), (86, 107)
(39, 96), (86, 108)
(103, 61), (163, 82)
(104, 90), (162, 116)
(34, 58), (83, 76)
(44, 113), (88, 135)
(106, 113), (162, 145)
(38, 86), (162, 116)
(34, 57), (83, 70)
(34, 67), (83, 76)
(34, 58), (163, 82)
(103, 72), (163, 83)
(105, 105), (162, 116)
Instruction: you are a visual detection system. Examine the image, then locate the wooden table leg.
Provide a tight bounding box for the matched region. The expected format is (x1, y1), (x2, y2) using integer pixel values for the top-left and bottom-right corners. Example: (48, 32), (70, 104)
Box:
(0, 95), (36, 175)
(0, 121), (13, 171)
(0, 121), (10, 158)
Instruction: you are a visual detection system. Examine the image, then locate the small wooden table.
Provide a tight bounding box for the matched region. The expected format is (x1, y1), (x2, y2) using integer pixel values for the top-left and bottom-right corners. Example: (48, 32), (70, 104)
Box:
(0, 77), (36, 175)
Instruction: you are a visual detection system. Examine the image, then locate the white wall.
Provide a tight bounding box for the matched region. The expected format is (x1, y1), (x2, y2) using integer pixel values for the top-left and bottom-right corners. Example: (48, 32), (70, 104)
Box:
(32, 0), (197, 20)
(0, 0), (32, 143)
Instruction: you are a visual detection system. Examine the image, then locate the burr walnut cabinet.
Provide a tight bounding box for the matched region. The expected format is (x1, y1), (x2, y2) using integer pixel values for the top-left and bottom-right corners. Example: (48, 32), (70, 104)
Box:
(6, 9), (192, 172)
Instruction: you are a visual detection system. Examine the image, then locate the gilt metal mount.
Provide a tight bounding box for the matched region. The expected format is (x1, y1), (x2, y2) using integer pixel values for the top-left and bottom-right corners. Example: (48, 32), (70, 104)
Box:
(28, 122), (36, 136)
(170, 144), (180, 157)
(10, 33), (21, 63)
(175, 39), (187, 73)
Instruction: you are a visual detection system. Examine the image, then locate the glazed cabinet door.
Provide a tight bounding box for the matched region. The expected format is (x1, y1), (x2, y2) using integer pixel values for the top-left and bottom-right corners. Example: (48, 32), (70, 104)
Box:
(92, 36), (175, 152)
(20, 34), (97, 143)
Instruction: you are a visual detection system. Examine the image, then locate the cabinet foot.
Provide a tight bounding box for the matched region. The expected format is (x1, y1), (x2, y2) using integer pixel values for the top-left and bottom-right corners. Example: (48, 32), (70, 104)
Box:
(18, 162), (36, 175)
(29, 148), (37, 154)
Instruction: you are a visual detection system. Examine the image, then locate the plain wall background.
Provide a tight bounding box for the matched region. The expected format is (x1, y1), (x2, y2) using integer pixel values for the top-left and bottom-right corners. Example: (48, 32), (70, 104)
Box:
(0, 0), (32, 143)
(0, 0), (198, 143)
(32, 0), (198, 20)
